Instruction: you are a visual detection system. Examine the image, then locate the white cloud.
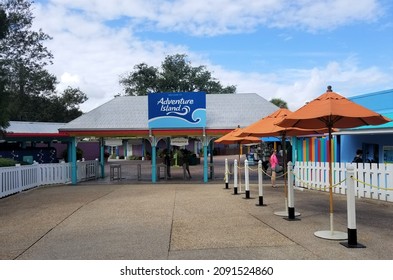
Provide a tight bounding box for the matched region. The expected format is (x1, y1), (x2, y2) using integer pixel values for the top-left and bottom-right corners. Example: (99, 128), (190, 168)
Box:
(59, 72), (80, 88)
(211, 59), (391, 111)
(33, 2), (189, 112)
(39, 0), (383, 36)
(30, 0), (391, 113)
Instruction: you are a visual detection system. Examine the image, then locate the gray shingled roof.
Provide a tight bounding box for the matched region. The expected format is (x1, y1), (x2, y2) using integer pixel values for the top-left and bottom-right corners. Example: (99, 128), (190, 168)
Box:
(61, 93), (278, 132)
(7, 121), (66, 133)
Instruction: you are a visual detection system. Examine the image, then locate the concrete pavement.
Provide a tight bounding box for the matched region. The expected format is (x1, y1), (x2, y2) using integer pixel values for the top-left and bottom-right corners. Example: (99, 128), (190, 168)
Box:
(1, 177), (392, 260)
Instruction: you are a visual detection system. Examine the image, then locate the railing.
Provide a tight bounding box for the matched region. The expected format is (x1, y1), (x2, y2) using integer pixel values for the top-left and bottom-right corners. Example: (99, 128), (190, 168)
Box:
(294, 161), (393, 202)
(0, 160), (99, 199)
(77, 160), (100, 182)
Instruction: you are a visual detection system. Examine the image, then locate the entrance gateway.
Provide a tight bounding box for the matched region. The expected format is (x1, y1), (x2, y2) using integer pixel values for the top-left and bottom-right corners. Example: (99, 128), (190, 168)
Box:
(148, 92), (208, 182)
(59, 92), (279, 184)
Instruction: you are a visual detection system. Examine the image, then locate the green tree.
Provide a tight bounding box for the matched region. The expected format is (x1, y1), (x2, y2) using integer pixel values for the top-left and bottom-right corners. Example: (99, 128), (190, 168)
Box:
(0, 6), (9, 135)
(120, 63), (159, 96)
(1, 0), (57, 123)
(270, 98), (288, 109)
(0, 0), (87, 123)
(120, 54), (236, 95)
(13, 87), (87, 122)
(0, 8), (7, 38)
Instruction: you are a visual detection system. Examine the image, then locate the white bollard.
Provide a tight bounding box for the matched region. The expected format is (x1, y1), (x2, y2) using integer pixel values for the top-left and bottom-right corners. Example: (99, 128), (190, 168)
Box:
(225, 158), (229, 189)
(287, 161), (296, 219)
(340, 164), (366, 248)
(233, 159), (238, 195)
(257, 160), (265, 206)
(244, 159), (250, 199)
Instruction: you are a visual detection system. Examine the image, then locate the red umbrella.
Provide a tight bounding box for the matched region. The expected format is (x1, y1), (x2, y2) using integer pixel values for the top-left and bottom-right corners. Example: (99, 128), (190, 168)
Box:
(277, 86), (391, 239)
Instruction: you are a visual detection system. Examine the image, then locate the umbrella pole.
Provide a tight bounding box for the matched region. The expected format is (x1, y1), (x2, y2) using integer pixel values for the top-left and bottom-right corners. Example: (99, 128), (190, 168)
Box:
(238, 144), (242, 192)
(314, 126), (346, 240)
(282, 135), (288, 204)
(328, 130), (334, 233)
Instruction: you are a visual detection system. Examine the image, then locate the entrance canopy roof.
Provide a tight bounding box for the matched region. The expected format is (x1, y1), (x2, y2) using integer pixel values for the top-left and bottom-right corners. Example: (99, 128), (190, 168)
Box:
(4, 121), (71, 142)
(60, 93), (278, 137)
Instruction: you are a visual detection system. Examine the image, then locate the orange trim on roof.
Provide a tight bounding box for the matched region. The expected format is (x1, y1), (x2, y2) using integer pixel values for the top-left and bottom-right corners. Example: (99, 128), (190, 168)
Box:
(5, 132), (70, 138)
(60, 128), (235, 137)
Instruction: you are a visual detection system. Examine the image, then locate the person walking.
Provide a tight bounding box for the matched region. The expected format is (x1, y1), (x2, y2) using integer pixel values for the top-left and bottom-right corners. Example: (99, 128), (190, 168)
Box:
(164, 149), (172, 178)
(269, 149), (278, 188)
(182, 149), (192, 180)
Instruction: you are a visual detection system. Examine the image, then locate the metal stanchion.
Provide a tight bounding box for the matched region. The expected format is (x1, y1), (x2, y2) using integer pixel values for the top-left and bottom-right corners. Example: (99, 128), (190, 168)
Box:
(224, 158), (229, 189)
(256, 160), (266, 206)
(274, 161), (301, 218)
(244, 160), (251, 199)
(233, 159), (238, 195)
(340, 164), (366, 248)
(284, 162), (300, 220)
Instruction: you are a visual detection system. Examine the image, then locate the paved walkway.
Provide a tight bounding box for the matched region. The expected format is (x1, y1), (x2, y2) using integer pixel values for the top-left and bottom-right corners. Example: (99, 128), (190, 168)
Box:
(1, 176), (392, 259)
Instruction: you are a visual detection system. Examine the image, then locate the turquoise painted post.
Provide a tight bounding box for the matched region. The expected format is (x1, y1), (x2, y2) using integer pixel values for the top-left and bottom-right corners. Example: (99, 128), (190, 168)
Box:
(71, 137), (77, 185)
(297, 138), (302, 162)
(67, 142), (72, 163)
(291, 137), (297, 162)
(123, 139), (128, 159)
(203, 143), (208, 183)
(151, 136), (157, 183)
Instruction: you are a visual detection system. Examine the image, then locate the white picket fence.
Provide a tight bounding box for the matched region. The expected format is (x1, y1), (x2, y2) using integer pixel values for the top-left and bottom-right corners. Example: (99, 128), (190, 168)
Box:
(294, 161), (393, 202)
(0, 160), (100, 199)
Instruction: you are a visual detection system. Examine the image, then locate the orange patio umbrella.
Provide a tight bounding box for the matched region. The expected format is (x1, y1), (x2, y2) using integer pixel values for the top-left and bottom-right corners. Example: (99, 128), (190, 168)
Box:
(236, 108), (326, 172)
(277, 86), (391, 239)
(215, 127), (261, 161)
(215, 127), (261, 188)
(235, 107), (326, 181)
(236, 108), (326, 138)
(215, 127), (262, 146)
(236, 108), (326, 217)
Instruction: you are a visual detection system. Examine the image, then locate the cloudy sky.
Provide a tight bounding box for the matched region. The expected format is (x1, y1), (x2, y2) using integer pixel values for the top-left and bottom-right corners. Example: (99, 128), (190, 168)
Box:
(31, 0), (393, 112)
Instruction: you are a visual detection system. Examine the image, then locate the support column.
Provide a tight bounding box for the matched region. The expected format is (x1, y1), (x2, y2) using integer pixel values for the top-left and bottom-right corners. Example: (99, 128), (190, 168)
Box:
(67, 142), (72, 163)
(99, 138), (105, 178)
(123, 139), (128, 159)
(150, 136), (157, 183)
(203, 136), (208, 183)
(70, 137), (77, 185)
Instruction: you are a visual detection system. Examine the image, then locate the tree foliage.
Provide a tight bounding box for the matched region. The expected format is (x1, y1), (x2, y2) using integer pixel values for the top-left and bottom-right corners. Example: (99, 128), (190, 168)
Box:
(270, 98), (288, 109)
(1, 0), (55, 96)
(0, 8), (7, 38)
(120, 54), (236, 95)
(11, 86), (87, 122)
(0, 0), (87, 125)
(0, 6), (9, 134)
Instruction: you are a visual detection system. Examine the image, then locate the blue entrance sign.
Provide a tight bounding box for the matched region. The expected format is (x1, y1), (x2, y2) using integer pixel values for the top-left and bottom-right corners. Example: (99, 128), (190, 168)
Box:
(148, 92), (206, 128)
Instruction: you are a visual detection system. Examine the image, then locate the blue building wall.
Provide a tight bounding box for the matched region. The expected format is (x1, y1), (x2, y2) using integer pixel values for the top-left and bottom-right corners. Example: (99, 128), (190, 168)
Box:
(340, 134), (393, 163)
(340, 89), (393, 163)
(349, 89), (393, 114)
